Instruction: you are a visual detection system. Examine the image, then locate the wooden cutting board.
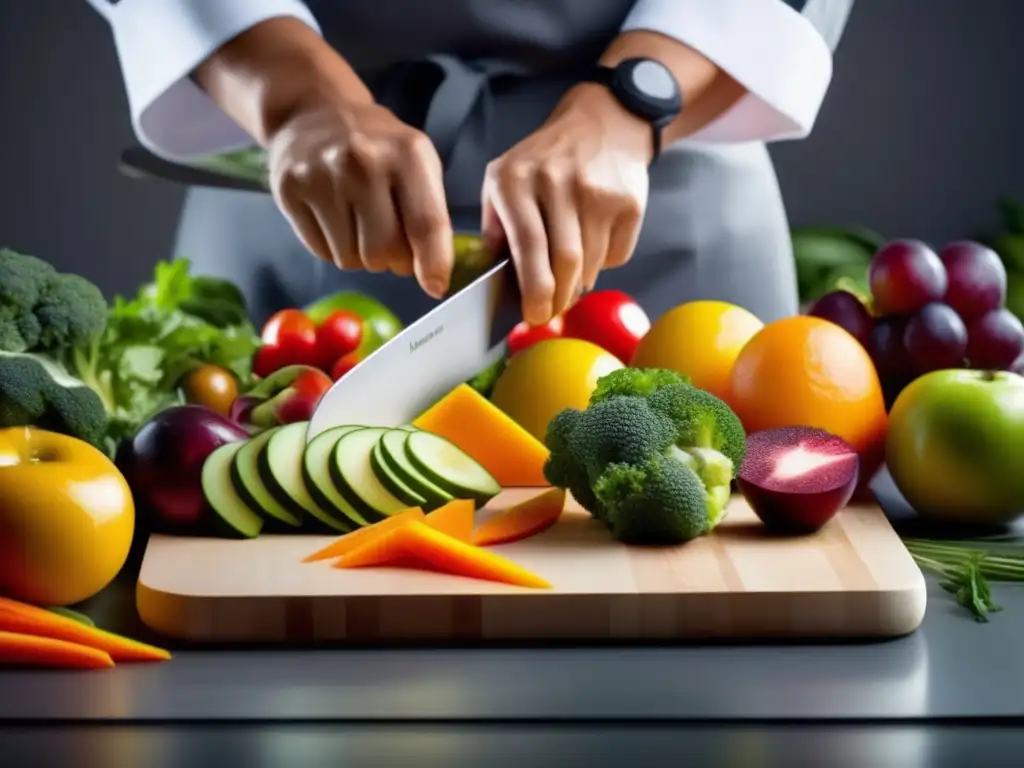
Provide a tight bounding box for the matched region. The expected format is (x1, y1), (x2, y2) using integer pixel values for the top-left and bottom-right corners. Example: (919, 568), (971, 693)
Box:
(136, 489), (927, 643)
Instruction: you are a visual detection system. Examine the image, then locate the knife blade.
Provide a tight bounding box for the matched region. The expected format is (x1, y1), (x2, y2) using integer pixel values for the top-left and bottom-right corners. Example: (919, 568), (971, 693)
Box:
(306, 256), (521, 442)
(119, 145), (270, 193)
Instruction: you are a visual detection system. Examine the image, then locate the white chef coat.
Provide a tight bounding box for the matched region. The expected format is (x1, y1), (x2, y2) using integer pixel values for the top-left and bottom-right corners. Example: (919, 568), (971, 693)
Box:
(85, 0), (853, 326)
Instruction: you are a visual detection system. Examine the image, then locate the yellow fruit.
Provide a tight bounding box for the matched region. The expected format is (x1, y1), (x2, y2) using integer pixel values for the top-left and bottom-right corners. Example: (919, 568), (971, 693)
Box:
(0, 428), (135, 606)
(490, 338), (624, 442)
(630, 300), (763, 401)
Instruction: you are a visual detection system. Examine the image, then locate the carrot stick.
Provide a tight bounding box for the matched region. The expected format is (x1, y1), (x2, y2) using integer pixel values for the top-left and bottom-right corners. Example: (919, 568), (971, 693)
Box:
(0, 598), (170, 662)
(302, 507), (424, 563)
(424, 499), (474, 542)
(0, 630), (114, 670)
(472, 488), (566, 546)
(339, 520), (551, 589)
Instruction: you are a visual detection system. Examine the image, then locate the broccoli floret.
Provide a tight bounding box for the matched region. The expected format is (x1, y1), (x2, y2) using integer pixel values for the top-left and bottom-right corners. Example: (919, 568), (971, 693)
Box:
(594, 457), (709, 544)
(543, 375), (748, 543)
(0, 248), (107, 354)
(589, 367), (691, 406)
(543, 408), (600, 516)
(0, 350), (108, 448)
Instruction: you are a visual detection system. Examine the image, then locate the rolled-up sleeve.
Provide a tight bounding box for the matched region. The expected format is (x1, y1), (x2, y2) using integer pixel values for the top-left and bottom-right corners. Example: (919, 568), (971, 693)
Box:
(620, 0), (854, 143)
(85, 0), (321, 161)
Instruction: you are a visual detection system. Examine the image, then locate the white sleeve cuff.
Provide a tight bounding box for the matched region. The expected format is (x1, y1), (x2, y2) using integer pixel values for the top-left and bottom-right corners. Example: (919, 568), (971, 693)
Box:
(98, 0), (321, 161)
(620, 0), (835, 144)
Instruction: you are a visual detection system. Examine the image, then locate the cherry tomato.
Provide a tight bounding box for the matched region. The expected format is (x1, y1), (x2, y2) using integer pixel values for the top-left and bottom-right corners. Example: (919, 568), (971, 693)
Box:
(275, 368), (334, 424)
(507, 316), (564, 357)
(561, 290), (650, 364)
(315, 310), (363, 370)
(259, 309), (319, 371)
(330, 350), (362, 381)
(181, 364), (238, 417)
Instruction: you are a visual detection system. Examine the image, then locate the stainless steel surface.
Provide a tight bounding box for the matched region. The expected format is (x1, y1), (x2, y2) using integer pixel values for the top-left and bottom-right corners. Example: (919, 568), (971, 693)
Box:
(306, 259), (519, 440)
(119, 146), (269, 193)
(4, 726), (1022, 768)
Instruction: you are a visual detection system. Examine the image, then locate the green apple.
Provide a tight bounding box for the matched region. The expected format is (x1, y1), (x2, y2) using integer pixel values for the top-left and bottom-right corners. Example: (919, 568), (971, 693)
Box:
(886, 369), (1024, 524)
(303, 292), (403, 358)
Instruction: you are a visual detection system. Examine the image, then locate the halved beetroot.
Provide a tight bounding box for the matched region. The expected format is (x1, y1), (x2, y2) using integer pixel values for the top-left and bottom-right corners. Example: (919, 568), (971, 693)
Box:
(737, 426), (860, 533)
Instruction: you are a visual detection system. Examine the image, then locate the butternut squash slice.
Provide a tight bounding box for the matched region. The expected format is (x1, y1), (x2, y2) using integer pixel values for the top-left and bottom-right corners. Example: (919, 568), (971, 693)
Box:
(472, 488), (566, 546)
(302, 507), (423, 563)
(336, 520), (551, 589)
(423, 498), (474, 542)
(412, 384), (549, 486)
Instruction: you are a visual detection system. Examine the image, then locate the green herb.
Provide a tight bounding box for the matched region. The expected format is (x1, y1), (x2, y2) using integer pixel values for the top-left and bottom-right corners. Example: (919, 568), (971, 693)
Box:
(65, 259), (260, 452)
(903, 538), (1024, 622)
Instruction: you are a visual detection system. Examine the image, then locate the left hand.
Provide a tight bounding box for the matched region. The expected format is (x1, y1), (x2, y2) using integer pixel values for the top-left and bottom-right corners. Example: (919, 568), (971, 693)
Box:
(482, 83), (652, 326)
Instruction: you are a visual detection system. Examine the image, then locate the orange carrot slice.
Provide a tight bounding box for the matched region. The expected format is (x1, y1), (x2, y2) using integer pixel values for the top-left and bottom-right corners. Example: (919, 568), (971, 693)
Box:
(302, 507), (424, 563)
(0, 598), (170, 663)
(0, 630), (114, 670)
(337, 520), (551, 589)
(424, 499), (474, 542)
(472, 488), (566, 546)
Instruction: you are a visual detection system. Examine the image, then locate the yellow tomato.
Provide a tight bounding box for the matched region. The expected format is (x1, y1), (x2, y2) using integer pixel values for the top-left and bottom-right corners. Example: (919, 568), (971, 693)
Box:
(630, 300), (763, 401)
(0, 428), (134, 606)
(490, 338), (624, 442)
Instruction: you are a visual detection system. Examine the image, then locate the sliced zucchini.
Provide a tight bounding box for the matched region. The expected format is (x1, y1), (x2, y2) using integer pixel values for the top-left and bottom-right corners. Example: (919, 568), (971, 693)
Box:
(376, 427), (452, 509)
(202, 441), (264, 539)
(259, 421), (351, 533)
(302, 425), (373, 528)
(231, 428), (303, 528)
(404, 430), (501, 507)
(330, 427), (410, 521)
(369, 432), (428, 507)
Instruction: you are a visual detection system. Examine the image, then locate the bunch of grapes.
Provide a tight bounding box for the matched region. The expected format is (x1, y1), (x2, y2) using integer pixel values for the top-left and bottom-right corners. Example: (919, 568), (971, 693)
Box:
(806, 239), (1024, 408)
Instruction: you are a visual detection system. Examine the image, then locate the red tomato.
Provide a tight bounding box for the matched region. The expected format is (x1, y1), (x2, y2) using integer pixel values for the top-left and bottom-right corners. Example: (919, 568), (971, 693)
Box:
(259, 309), (319, 371)
(330, 350), (362, 381)
(507, 316), (564, 357)
(561, 290), (650, 363)
(275, 368), (334, 424)
(252, 344), (288, 379)
(315, 310), (363, 370)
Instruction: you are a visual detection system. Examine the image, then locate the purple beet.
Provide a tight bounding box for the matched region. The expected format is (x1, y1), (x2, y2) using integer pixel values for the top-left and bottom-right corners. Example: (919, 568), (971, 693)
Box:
(119, 404), (249, 532)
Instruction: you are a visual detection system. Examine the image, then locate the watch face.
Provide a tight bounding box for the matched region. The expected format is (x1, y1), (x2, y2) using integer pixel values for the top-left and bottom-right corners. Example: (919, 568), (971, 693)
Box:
(629, 60), (676, 101)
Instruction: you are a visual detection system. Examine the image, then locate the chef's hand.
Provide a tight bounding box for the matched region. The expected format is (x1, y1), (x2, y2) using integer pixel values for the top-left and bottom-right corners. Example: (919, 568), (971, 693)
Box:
(267, 101), (454, 299)
(193, 17), (455, 299)
(483, 83), (652, 326)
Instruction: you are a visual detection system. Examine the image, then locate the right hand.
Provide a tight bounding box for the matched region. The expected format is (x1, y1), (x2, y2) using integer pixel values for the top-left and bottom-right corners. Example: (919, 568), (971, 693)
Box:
(266, 99), (455, 299)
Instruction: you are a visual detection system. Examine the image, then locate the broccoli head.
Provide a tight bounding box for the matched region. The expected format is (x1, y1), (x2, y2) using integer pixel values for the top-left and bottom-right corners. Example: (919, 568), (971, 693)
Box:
(0, 248), (107, 354)
(594, 456), (709, 544)
(0, 350), (108, 448)
(589, 367), (691, 406)
(542, 378), (748, 543)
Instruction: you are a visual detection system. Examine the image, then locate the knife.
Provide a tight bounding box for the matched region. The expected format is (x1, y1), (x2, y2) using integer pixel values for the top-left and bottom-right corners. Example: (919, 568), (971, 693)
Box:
(306, 255), (521, 442)
(119, 145), (270, 193)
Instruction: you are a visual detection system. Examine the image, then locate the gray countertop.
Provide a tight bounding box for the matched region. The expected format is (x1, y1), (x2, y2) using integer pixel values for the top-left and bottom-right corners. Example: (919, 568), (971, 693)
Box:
(1, 471), (1021, 723)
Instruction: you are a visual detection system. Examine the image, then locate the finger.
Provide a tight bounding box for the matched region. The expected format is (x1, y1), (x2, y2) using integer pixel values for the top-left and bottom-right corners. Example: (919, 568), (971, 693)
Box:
(395, 140), (453, 298)
(312, 201), (360, 270)
(280, 200), (334, 265)
(486, 168), (555, 325)
(605, 204), (643, 269)
(353, 179), (410, 274)
(536, 169), (583, 316)
(580, 214), (611, 292)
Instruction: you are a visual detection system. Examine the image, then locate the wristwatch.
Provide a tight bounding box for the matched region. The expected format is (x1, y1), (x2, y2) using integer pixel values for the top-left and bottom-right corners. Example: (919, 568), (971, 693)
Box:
(580, 57), (683, 165)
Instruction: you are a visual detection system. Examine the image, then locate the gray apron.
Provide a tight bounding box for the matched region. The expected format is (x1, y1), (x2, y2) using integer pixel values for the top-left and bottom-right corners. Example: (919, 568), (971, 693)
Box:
(173, 0), (851, 327)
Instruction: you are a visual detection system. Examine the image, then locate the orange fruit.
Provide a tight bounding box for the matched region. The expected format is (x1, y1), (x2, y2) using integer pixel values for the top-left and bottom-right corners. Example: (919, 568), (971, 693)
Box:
(630, 300), (764, 401)
(727, 315), (888, 487)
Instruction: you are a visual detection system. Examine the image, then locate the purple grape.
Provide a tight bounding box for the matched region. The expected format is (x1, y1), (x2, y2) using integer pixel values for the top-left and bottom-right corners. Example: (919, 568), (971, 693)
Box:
(939, 240), (1007, 321)
(868, 239), (948, 316)
(805, 290), (874, 349)
(868, 317), (912, 382)
(903, 302), (968, 374)
(965, 308), (1024, 370)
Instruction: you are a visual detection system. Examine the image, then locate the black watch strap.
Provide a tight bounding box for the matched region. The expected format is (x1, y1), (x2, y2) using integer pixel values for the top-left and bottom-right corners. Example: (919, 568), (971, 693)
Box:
(580, 61), (680, 165)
